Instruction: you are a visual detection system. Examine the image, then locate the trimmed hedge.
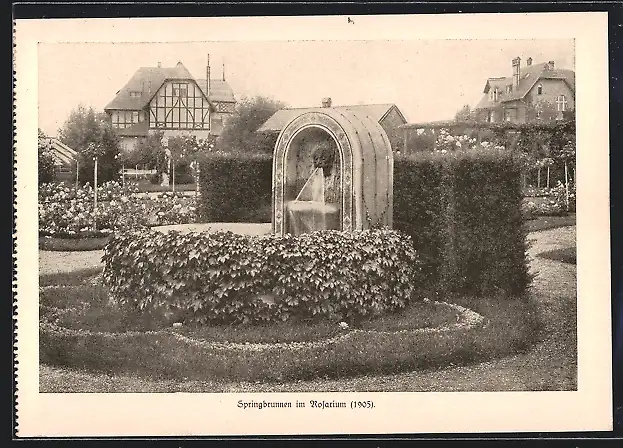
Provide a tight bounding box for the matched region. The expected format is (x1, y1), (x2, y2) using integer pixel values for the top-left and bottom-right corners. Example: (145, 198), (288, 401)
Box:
(102, 228), (422, 325)
(195, 149), (530, 296)
(394, 148), (531, 296)
(197, 151), (272, 223)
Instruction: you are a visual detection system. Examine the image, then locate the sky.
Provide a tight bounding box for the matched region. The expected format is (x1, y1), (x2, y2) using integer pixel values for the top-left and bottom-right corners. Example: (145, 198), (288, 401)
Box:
(38, 39), (574, 137)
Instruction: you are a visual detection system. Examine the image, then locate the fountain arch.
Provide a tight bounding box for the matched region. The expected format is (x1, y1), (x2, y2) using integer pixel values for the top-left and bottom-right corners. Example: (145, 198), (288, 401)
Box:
(272, 109), (393, 236)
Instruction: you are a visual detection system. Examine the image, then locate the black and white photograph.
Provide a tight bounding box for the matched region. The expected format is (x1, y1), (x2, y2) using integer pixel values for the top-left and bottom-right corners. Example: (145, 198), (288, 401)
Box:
(14, 13), (611, 436)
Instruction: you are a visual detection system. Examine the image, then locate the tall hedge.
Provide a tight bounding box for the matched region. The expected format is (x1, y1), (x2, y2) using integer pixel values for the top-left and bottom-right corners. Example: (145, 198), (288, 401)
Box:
(394, 149), (531, 297)
(197, 152), (272, 223)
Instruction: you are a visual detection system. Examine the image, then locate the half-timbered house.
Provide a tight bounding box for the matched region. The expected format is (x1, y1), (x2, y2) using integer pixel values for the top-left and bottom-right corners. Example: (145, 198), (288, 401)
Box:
(104, 60), (236, 152)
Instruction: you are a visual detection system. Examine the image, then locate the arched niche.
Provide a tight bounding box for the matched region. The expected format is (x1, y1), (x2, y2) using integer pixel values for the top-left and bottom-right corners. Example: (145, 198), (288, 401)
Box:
(272, 109), (393, 236)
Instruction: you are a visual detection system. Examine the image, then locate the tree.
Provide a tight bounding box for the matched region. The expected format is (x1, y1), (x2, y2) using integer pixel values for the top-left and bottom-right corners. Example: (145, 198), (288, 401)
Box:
(217, 96), (287, 153)
(128, 131), (167, 172)
(454, 104), (477, 122)
(38, 129), (56, 184)
(525, 100), (559, 123)
(58, 105), (121, 185)
(167, 134), (217, 189)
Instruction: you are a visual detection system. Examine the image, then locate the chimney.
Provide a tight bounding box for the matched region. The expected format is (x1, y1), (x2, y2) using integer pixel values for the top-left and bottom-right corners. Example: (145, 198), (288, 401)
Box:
(527, 57), (532, 66)
(148, 80), (152, 95)
(206, 54), (211, 97)
(321, 97), (332, 108)
(157, 61), (162, 68)
(512, 57), (521, 87)
(222, 61), (225, 81)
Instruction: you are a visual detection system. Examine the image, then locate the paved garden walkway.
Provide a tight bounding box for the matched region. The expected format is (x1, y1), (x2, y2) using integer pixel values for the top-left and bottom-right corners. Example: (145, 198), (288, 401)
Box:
(40, 225), (578, 392)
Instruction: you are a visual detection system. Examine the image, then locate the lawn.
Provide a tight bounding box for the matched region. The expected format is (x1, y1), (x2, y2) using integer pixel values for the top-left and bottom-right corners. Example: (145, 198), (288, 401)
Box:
(525, 214), (576, 233)
(537, 246), (576, 265)
(39, 267), (542, 386)
(37, 225), (576, 393)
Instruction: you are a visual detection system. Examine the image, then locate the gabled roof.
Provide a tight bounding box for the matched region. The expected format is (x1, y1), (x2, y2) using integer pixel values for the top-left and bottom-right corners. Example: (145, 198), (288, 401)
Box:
(257, 103), (407, 132)
(104, 61), (235, 111)
(44, 138), (78, 165)
(475, 62), (575, 110)
(196, 79), (235, 103)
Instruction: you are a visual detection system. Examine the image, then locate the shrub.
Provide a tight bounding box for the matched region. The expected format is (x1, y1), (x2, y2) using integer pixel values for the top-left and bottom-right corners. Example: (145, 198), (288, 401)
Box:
(394, 148), (531, 297)
(197, 151), (272, 223)
(38, 137), (56, 184)
(38, 181), (196, 237)
(102, 228), (422, 325)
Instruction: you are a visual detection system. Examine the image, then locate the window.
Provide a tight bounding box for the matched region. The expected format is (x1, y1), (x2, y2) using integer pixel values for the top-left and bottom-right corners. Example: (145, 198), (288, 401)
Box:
(504, 109), (515, 122)
(173, 83), (189, 97)
(506, 85), (513, 94)
(489, 88), (499, 102)
(537, 84), (543, 95)
(111, 109), (141, 129)
(556, 95), (568, 112)
(129, 91), (141, 98)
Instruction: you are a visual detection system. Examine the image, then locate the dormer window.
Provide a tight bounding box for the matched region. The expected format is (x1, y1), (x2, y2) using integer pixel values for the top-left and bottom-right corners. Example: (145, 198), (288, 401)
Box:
(537, 84), (543, 95)
(129, 91), (141, 98)
(489, 88), (499, 102)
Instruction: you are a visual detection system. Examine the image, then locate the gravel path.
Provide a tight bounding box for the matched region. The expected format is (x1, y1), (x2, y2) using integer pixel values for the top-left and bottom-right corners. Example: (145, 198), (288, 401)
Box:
(37, 223), (272, 275)
(40, 226), (577, 392)
(38, 250), (104, 276)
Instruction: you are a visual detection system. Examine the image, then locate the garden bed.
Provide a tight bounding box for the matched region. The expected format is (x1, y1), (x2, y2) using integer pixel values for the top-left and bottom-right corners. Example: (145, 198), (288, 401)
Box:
(39, 235), (111, 252)
(38, 268), (543, 383)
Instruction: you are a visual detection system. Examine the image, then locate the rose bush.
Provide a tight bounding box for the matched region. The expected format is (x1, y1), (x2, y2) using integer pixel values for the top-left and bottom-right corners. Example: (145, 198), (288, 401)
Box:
(521, 181), (575, 219)
(39, 182), (197, 238)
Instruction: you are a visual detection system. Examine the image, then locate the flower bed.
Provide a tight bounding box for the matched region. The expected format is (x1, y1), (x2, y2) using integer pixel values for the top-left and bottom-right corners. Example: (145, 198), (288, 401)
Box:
(522, 181), (576, 219)
(38, 182), (197, 239)
(39, 235), (111, 252)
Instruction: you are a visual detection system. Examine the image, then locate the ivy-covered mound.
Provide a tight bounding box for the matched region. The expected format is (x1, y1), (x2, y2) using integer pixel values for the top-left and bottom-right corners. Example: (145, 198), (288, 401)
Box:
(102, 228), (422, 325)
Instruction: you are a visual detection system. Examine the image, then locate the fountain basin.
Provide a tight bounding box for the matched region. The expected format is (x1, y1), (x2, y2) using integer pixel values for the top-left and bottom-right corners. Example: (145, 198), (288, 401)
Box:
(286, 201), (341, 236)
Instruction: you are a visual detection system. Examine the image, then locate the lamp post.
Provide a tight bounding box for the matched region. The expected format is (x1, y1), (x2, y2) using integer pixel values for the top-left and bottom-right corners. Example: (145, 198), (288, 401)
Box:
(115, 153), (125, 189)
(93, 156), (98, 231)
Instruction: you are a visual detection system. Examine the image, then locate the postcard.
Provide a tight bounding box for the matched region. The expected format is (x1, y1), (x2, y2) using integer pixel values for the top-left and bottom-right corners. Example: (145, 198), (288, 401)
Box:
(14, 12), (612, 436)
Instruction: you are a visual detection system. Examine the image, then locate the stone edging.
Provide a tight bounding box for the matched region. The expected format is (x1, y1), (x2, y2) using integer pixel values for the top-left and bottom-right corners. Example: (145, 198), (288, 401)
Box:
(39, 300), (487, 353)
